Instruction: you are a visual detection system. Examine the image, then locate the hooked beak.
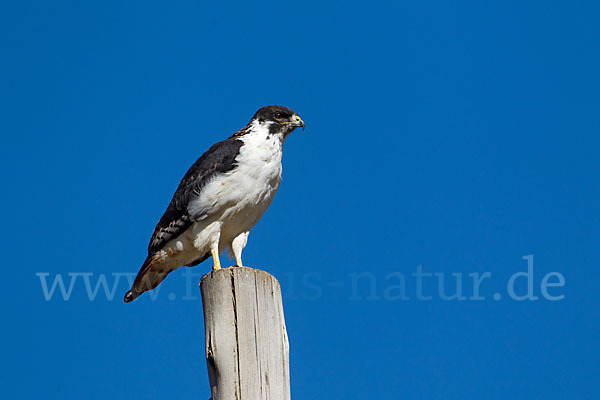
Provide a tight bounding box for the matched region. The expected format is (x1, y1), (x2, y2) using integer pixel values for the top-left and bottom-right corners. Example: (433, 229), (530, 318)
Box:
(292, 115), (305, 130)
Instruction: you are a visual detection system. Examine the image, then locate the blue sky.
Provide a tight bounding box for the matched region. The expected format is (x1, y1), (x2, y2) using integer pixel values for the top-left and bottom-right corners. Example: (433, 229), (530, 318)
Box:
(3, 0), (599, 398)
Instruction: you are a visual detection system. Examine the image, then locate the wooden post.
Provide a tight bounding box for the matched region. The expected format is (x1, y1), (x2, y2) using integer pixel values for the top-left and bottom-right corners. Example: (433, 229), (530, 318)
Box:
(200, 267), (290, 400)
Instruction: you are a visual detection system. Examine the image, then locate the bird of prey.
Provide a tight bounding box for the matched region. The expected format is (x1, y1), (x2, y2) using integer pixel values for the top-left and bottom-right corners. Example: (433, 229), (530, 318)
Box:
(124, 105), (304, 303)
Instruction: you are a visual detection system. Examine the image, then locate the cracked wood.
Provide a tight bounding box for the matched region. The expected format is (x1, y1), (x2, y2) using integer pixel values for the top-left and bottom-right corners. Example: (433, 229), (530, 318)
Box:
(200, 267), (290, 400)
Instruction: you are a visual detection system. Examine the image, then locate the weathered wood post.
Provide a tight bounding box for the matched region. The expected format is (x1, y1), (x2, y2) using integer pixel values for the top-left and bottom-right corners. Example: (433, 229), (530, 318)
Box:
(200, 267), (290, 400)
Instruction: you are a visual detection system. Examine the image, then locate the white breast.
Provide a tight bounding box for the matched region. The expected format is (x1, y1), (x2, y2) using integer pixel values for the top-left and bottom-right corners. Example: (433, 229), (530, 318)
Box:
(190, 122), (285, 245)
(156, 122), (288, 269)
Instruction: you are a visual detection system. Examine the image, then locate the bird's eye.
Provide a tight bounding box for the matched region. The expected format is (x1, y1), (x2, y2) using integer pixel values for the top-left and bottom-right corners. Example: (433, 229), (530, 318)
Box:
(274, 112), (284, 120)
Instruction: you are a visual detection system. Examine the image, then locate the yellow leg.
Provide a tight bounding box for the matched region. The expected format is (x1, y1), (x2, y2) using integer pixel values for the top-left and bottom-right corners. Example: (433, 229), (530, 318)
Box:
(212, 248), (221, 270)
(209, 230), (222, 271)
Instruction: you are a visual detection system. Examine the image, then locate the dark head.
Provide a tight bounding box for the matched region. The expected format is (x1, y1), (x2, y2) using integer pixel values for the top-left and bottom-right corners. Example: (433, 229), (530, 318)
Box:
(250, 105), (305, 136)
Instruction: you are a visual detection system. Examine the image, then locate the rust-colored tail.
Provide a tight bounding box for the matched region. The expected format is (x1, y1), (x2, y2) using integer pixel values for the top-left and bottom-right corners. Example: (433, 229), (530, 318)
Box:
(124, 255), (170, 303)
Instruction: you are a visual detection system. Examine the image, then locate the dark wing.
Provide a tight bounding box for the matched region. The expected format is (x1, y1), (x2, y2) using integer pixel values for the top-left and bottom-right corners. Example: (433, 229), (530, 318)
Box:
(124, 136), (244, 303)
(147, 136), (244, 254)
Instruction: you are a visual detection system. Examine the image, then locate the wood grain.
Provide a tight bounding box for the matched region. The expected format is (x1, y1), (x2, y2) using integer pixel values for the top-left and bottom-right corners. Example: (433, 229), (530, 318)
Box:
(200, 267), (290, 400)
